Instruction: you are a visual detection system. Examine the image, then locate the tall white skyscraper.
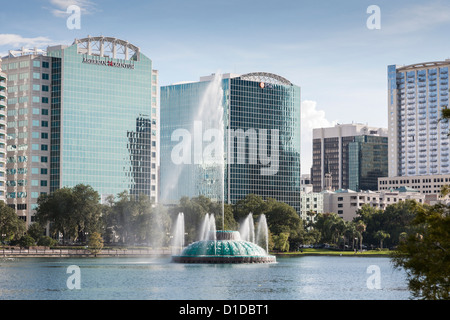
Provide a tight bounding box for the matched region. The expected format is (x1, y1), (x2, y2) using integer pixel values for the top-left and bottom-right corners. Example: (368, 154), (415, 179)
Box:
(387, 60), (450, 177)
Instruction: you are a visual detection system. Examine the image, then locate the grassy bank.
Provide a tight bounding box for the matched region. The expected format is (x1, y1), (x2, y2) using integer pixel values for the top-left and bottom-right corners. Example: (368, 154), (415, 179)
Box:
(274, 248), (392, 257)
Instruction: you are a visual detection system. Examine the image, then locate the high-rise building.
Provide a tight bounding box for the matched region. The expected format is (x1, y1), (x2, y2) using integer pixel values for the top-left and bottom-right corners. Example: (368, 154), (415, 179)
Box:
(160, 72), (302, 213)
(2, 36), (158, 225)
(348, 135), (388, 191)
(2, 49), (52, 222)
(388, 60), (450, 178)
(311, 123), (388, 192)
(0, 58), (7, 202)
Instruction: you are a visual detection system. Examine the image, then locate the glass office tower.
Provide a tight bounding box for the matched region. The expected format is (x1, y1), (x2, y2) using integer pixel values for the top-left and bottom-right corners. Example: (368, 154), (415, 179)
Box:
(47, 36), (159, 202)
(348, 135), (388, 191)
(160, 72), (301, 213)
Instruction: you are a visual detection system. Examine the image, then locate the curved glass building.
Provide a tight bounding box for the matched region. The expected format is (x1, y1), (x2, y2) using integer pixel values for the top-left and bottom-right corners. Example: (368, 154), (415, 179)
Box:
(160, 72), (301, 213)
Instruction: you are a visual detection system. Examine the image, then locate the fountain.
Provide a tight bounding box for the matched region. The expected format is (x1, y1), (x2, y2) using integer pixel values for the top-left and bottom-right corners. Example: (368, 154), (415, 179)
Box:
(171, 212), (185, 255)
(171, 73), (275, 264)
(172, 213), (276, 264)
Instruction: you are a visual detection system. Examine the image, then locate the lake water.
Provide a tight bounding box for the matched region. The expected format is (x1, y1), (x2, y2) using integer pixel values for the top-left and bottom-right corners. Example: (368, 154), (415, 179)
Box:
(0, 255), (412, 300)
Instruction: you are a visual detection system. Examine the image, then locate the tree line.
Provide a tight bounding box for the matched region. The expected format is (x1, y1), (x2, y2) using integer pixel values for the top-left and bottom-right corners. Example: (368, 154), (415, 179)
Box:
(0, 184), (441, 252)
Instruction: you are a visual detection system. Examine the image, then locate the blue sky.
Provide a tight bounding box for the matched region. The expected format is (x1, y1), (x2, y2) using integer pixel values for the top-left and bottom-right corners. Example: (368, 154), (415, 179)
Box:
(2, 0), (450, 173)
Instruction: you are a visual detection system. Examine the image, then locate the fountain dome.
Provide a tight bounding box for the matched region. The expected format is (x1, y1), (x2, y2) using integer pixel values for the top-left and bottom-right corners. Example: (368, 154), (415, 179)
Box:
(172, 230), (276, 264)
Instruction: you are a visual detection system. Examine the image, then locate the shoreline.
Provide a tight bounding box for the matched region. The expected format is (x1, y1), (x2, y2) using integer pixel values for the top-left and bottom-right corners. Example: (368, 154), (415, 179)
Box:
(1, 248), (392, 258)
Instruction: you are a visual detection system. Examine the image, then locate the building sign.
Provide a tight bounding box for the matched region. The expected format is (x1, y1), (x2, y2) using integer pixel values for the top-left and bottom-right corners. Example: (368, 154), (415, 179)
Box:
(82, 57), (135, 69)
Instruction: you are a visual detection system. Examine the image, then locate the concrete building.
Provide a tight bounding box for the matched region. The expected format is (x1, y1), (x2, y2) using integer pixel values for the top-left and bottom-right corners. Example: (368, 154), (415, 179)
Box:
(311, 123), (388, 192)
(300, 192), (323, 222)
(378, 173), (450, 195)
(0, 58), (7, 202)
(322, 188), (425, 221)
(1, 49), (52, 222)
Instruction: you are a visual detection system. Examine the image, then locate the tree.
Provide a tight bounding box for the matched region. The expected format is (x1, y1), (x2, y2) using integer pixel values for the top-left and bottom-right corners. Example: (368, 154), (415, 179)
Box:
(88, 232), (104, 256)
(391, 203), (450, 300)
(35, 184), (103, 244)
(18, 234), (35, 248)
(273, 232), (290, 252)
(374, 230), (390, 249)
(355, 220), (366, 251)
(265, 200), (304, 250)
(0, 201), (26, 243)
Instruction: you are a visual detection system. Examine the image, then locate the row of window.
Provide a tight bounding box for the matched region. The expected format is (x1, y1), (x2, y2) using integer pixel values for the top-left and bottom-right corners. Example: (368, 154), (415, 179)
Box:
(7, 179), (48, 186)
(8, 132), (48, 140)
(6, 191), (46, 199)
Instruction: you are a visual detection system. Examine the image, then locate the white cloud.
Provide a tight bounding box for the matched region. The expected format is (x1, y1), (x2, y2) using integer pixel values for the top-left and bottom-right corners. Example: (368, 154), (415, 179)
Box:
(301, 100), (336, 174)
(48, 0), (97, 17)
(0, 34), (54, 48)
(383, 2), (450, 35)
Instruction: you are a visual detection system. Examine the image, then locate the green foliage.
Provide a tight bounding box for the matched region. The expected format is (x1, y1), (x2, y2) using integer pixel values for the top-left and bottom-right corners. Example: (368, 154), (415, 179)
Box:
(18, 234), (35, 248)
(354, 200), (419, 248)
(37, 235), (58, 247)
(88, 232), (104, 255)
(0, 201), (26, 243)
(391, 203), (450, 300)
(273, 232), (290, 252)
(103, 191), (171, 246)
(35, 184), (103, 243)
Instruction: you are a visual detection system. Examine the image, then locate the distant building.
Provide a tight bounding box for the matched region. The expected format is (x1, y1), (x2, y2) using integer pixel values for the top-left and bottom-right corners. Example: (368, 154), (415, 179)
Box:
(300, 173), (313, 193)
(378, 173), (450, 195)
(312, 123), (388, 192)
(322, 188), (425, 221)
(300, 192), (323, 222)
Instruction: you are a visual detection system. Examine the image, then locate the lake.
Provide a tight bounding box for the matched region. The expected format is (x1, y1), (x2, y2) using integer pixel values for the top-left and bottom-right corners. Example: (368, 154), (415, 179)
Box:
(0, 255), (412, 300)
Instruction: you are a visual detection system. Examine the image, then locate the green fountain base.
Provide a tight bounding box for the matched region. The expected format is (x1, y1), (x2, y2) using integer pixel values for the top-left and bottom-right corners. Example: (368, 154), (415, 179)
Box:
(171, 230), (276, 264)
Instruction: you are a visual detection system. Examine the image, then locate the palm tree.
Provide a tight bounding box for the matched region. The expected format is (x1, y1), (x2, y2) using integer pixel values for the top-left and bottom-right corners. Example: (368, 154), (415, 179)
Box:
(374, 230), (390, 250)
(355, 220), (366, 251)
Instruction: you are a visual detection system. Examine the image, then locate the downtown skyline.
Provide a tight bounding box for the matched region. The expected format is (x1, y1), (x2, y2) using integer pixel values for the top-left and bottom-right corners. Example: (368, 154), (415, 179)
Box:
(2, 0), (450, 173)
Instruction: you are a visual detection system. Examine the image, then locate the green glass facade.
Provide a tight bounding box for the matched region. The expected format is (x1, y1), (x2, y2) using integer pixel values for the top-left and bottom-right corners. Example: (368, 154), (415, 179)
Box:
(160, 73), (301, 213)
(160, 79), (228, 202)
(228, 77), (301, 212)
(47, 40), (156, 199)
(348, 135), (388, 191)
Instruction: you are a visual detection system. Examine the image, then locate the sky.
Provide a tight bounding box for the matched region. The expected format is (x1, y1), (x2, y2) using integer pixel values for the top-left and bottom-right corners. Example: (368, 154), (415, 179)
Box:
(2, 0), (450, 174)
